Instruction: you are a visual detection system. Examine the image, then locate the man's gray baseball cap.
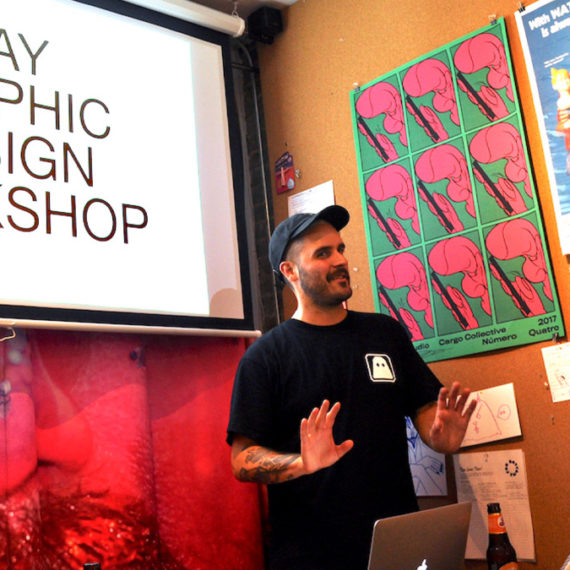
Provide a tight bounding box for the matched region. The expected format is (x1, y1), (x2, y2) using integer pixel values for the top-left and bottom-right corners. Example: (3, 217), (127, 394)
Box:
(269, 204), (350, 280)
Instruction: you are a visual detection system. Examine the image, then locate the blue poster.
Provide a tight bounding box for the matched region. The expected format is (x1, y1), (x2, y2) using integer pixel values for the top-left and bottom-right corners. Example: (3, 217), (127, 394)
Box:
(517, 0), (570, 252)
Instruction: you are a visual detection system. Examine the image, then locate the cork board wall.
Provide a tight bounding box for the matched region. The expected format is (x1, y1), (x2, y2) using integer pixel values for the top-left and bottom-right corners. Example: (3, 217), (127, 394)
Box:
(255, 0), (570, 567)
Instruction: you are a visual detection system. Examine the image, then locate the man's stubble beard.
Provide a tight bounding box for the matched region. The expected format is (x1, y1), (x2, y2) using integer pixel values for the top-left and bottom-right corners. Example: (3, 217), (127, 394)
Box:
(298, 266), (353, 308)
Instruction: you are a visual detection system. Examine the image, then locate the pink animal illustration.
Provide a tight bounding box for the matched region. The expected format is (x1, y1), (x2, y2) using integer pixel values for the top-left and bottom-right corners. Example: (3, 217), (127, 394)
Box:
(430, 271), (478, 330)
(470, 122), (531, 200)
(402, 60), (451, 143)
(415, 144), (476, 218)
(357, 117), (398, 162)
(414, 151), (464, 234)
(356, 81), (408, 147)
(366, 164), (420, 235)
(454, 32), (512, 121)
(376, 252), (434, 339)
(486, 218), (552, 316)
(402, 58), (459, 125)
(367, 198), (411, 249)
(429, 236), (491, 320)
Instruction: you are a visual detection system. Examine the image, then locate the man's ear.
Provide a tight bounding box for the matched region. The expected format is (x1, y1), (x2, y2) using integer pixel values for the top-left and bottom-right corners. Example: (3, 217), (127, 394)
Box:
(279, 260), (298, 283)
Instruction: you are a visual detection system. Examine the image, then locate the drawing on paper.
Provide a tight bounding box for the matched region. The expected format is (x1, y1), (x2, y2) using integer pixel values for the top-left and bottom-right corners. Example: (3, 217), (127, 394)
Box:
(406, 417), (447, 496)
(460, 383), (522, 448)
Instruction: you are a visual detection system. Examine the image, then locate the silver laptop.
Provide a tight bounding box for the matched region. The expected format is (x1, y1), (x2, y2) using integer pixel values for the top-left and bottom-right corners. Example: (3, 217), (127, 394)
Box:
(368, 502), (472, 570)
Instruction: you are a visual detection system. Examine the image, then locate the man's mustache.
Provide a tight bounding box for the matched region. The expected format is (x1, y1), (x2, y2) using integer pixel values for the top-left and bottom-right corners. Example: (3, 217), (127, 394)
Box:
(328, 268), (350, 282)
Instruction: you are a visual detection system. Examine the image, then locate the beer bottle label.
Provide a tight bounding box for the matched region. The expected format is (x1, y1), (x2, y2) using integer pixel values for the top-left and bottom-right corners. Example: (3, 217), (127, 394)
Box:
(488, 512), (507, 534)
(497, 563), (519, 569)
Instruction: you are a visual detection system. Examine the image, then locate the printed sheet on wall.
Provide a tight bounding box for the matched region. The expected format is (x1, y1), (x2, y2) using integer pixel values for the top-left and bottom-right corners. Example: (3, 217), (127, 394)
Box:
(350, 18), (564, 363)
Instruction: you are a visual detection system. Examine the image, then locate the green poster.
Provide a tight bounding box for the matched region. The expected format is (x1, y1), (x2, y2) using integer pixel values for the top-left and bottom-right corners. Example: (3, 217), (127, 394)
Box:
(350, 19), (564, 363)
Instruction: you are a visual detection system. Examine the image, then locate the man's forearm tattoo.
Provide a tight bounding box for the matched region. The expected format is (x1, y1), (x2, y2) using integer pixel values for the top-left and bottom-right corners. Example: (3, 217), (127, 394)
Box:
(238, 446), (299, 484)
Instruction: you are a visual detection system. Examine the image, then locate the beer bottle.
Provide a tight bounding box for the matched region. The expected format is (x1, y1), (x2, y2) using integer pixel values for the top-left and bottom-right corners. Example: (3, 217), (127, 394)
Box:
(486, 503), (519, 569)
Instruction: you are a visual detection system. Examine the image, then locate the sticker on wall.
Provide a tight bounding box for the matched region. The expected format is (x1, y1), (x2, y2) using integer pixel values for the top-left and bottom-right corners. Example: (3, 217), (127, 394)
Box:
(275, 151), (296, 194)
(350, 18), (564, 363)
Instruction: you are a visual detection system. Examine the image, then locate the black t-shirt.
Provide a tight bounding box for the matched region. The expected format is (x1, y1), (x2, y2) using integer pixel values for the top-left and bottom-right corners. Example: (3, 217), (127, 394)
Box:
(227, 311), (442, 569)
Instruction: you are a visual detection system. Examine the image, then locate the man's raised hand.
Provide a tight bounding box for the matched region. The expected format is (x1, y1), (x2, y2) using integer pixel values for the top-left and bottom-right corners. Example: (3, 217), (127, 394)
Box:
(300, 400), (354, 475)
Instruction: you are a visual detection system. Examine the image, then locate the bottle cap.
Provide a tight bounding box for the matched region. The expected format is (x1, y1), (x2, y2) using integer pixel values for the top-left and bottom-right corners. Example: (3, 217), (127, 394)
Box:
(487, 502), (501, 514)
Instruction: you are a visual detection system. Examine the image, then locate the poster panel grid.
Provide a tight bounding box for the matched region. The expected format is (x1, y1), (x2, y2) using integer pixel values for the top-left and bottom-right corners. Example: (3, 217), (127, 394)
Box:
(350, 19), (564, 363)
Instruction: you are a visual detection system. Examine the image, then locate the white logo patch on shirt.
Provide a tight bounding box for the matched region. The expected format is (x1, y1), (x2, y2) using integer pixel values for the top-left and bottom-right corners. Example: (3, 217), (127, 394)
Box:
(365, 354), (396, 383)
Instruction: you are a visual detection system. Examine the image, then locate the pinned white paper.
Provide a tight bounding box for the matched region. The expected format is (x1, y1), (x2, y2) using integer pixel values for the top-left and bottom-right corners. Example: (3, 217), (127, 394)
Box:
(541, 343), (570, 403)
(453, 449), (535, 561)
(460, 383), (522, 448)
(287, 180), (335, 215)
(406, 417), (447, 496)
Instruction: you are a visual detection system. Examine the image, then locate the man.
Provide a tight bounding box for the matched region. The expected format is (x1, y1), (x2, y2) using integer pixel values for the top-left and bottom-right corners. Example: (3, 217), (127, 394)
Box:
(227, 205), (476, 569)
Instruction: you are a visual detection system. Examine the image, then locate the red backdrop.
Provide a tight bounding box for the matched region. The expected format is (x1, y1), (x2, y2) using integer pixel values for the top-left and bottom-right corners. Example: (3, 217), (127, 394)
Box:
(0, 329), (264, 569)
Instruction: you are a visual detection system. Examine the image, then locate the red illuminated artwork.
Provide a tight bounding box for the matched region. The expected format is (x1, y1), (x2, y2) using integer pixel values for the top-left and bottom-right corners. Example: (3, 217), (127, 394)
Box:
(0, 332), (260, 568)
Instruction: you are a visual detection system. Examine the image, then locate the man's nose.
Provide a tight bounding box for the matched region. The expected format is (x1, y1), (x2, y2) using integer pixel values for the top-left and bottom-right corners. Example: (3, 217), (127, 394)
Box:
(332, 250), (348, 266)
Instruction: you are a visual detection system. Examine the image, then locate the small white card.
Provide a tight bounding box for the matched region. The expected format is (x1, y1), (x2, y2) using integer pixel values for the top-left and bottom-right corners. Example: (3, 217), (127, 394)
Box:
(541, 343), (570, 403)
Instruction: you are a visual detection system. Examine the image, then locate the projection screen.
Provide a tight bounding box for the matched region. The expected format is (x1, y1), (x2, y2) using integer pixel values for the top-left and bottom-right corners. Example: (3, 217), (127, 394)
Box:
(0, 0), (257, 335)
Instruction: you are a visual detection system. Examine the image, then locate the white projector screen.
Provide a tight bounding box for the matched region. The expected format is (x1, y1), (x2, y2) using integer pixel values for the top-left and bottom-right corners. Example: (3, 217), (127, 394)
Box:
(0, 0), (255, 334)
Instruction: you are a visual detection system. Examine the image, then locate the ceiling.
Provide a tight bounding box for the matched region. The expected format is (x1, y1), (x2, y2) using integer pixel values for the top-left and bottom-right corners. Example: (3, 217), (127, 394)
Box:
(189, 0), (298, 18)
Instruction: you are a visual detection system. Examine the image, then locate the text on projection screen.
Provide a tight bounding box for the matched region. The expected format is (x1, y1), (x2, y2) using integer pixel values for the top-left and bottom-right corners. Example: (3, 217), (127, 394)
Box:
(0, 0), (244, 320)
